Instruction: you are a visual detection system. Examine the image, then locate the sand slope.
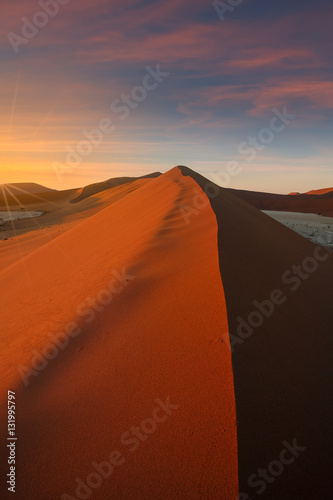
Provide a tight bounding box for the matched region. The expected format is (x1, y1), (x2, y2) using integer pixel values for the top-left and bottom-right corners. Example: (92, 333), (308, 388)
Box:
(1, 166), (332, 499)
(179, 166), (333, 499)
(0, 178), (154, 265)
(70, 172), (161, 203)
(0, 168), (237, 499)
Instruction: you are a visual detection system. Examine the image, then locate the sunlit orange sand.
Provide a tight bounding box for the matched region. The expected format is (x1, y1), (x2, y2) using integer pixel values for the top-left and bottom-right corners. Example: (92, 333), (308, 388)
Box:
(0, 167), (332, 499)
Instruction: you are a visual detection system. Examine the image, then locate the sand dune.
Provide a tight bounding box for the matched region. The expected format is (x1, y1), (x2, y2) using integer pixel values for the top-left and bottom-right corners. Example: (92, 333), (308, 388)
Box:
(70, 172), (161, 203)
(0, 182), (55, 196)
(290, 187), (333, 196)
(0, 178), (154, 263)
(179, 166), (333, 499)
(0, 174), (161, 245)
(0, 168), (237, 499)
(0, 183), (60, 207)
(0, 187), (78, 209)
(0, 174), (161, 209)
(0, 167), (332, 499)
(227, 186), (333, 217)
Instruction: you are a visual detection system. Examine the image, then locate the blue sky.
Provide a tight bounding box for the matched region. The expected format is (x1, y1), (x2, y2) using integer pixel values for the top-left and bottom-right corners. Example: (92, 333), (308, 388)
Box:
(1, 0), (332, 192)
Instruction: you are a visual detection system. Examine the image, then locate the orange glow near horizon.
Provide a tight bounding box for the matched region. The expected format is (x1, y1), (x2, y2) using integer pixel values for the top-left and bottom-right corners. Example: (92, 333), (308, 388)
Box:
(1, 0), (332, 193)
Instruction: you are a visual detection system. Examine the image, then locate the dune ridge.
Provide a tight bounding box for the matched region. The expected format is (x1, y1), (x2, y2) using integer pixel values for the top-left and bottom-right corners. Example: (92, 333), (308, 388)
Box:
(179, 165), (333, 499)
(0, 168), (238, 499)
(1, 166), (332, 498)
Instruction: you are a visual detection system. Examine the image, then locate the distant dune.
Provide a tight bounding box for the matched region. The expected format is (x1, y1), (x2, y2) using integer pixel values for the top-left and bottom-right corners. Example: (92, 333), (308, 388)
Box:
(0, 174), (161, 208)
(70, 172), (161, 203)
(0, 182), (56, 205)
(0, 186), (76, 207)
(0, 167), (332, 499)
(0, 182), (55, 195)
(3, 176), (332, 216)
(227, 187), (333, 216)
(289, 187), (333, 196)
(304, 187), (333, 196)
(0, 178), (154, 266)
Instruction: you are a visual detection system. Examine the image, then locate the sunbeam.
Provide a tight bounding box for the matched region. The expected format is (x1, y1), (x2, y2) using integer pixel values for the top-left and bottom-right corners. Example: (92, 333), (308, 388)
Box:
(7, 72), (21, 138)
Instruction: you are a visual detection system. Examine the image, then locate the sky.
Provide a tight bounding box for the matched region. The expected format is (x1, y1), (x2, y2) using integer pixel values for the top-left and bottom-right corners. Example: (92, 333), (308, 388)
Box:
(0, 0), (332, 193)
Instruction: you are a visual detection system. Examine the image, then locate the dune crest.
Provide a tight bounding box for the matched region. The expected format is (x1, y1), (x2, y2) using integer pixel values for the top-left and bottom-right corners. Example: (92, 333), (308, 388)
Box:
(1, 166), (332, 499)
(0, 167), (238, 499)
(179, 165), (333, 499)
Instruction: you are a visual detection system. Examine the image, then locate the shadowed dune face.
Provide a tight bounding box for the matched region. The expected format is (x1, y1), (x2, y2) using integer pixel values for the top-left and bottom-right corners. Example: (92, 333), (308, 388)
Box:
(0, 184), (69, 207)
(226, 187), (333, 217)
(0, 182), (56, 197)
(0, 168), (237, 499)
(178, 165), (333, 499)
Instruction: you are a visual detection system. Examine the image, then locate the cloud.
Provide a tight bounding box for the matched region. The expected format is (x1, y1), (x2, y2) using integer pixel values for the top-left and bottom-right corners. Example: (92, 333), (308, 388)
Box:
(1, 0), (332, 191)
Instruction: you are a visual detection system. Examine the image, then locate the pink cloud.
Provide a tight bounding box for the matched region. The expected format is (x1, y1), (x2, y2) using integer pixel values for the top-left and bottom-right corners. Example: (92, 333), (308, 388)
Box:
(177, 79), (333, 121)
